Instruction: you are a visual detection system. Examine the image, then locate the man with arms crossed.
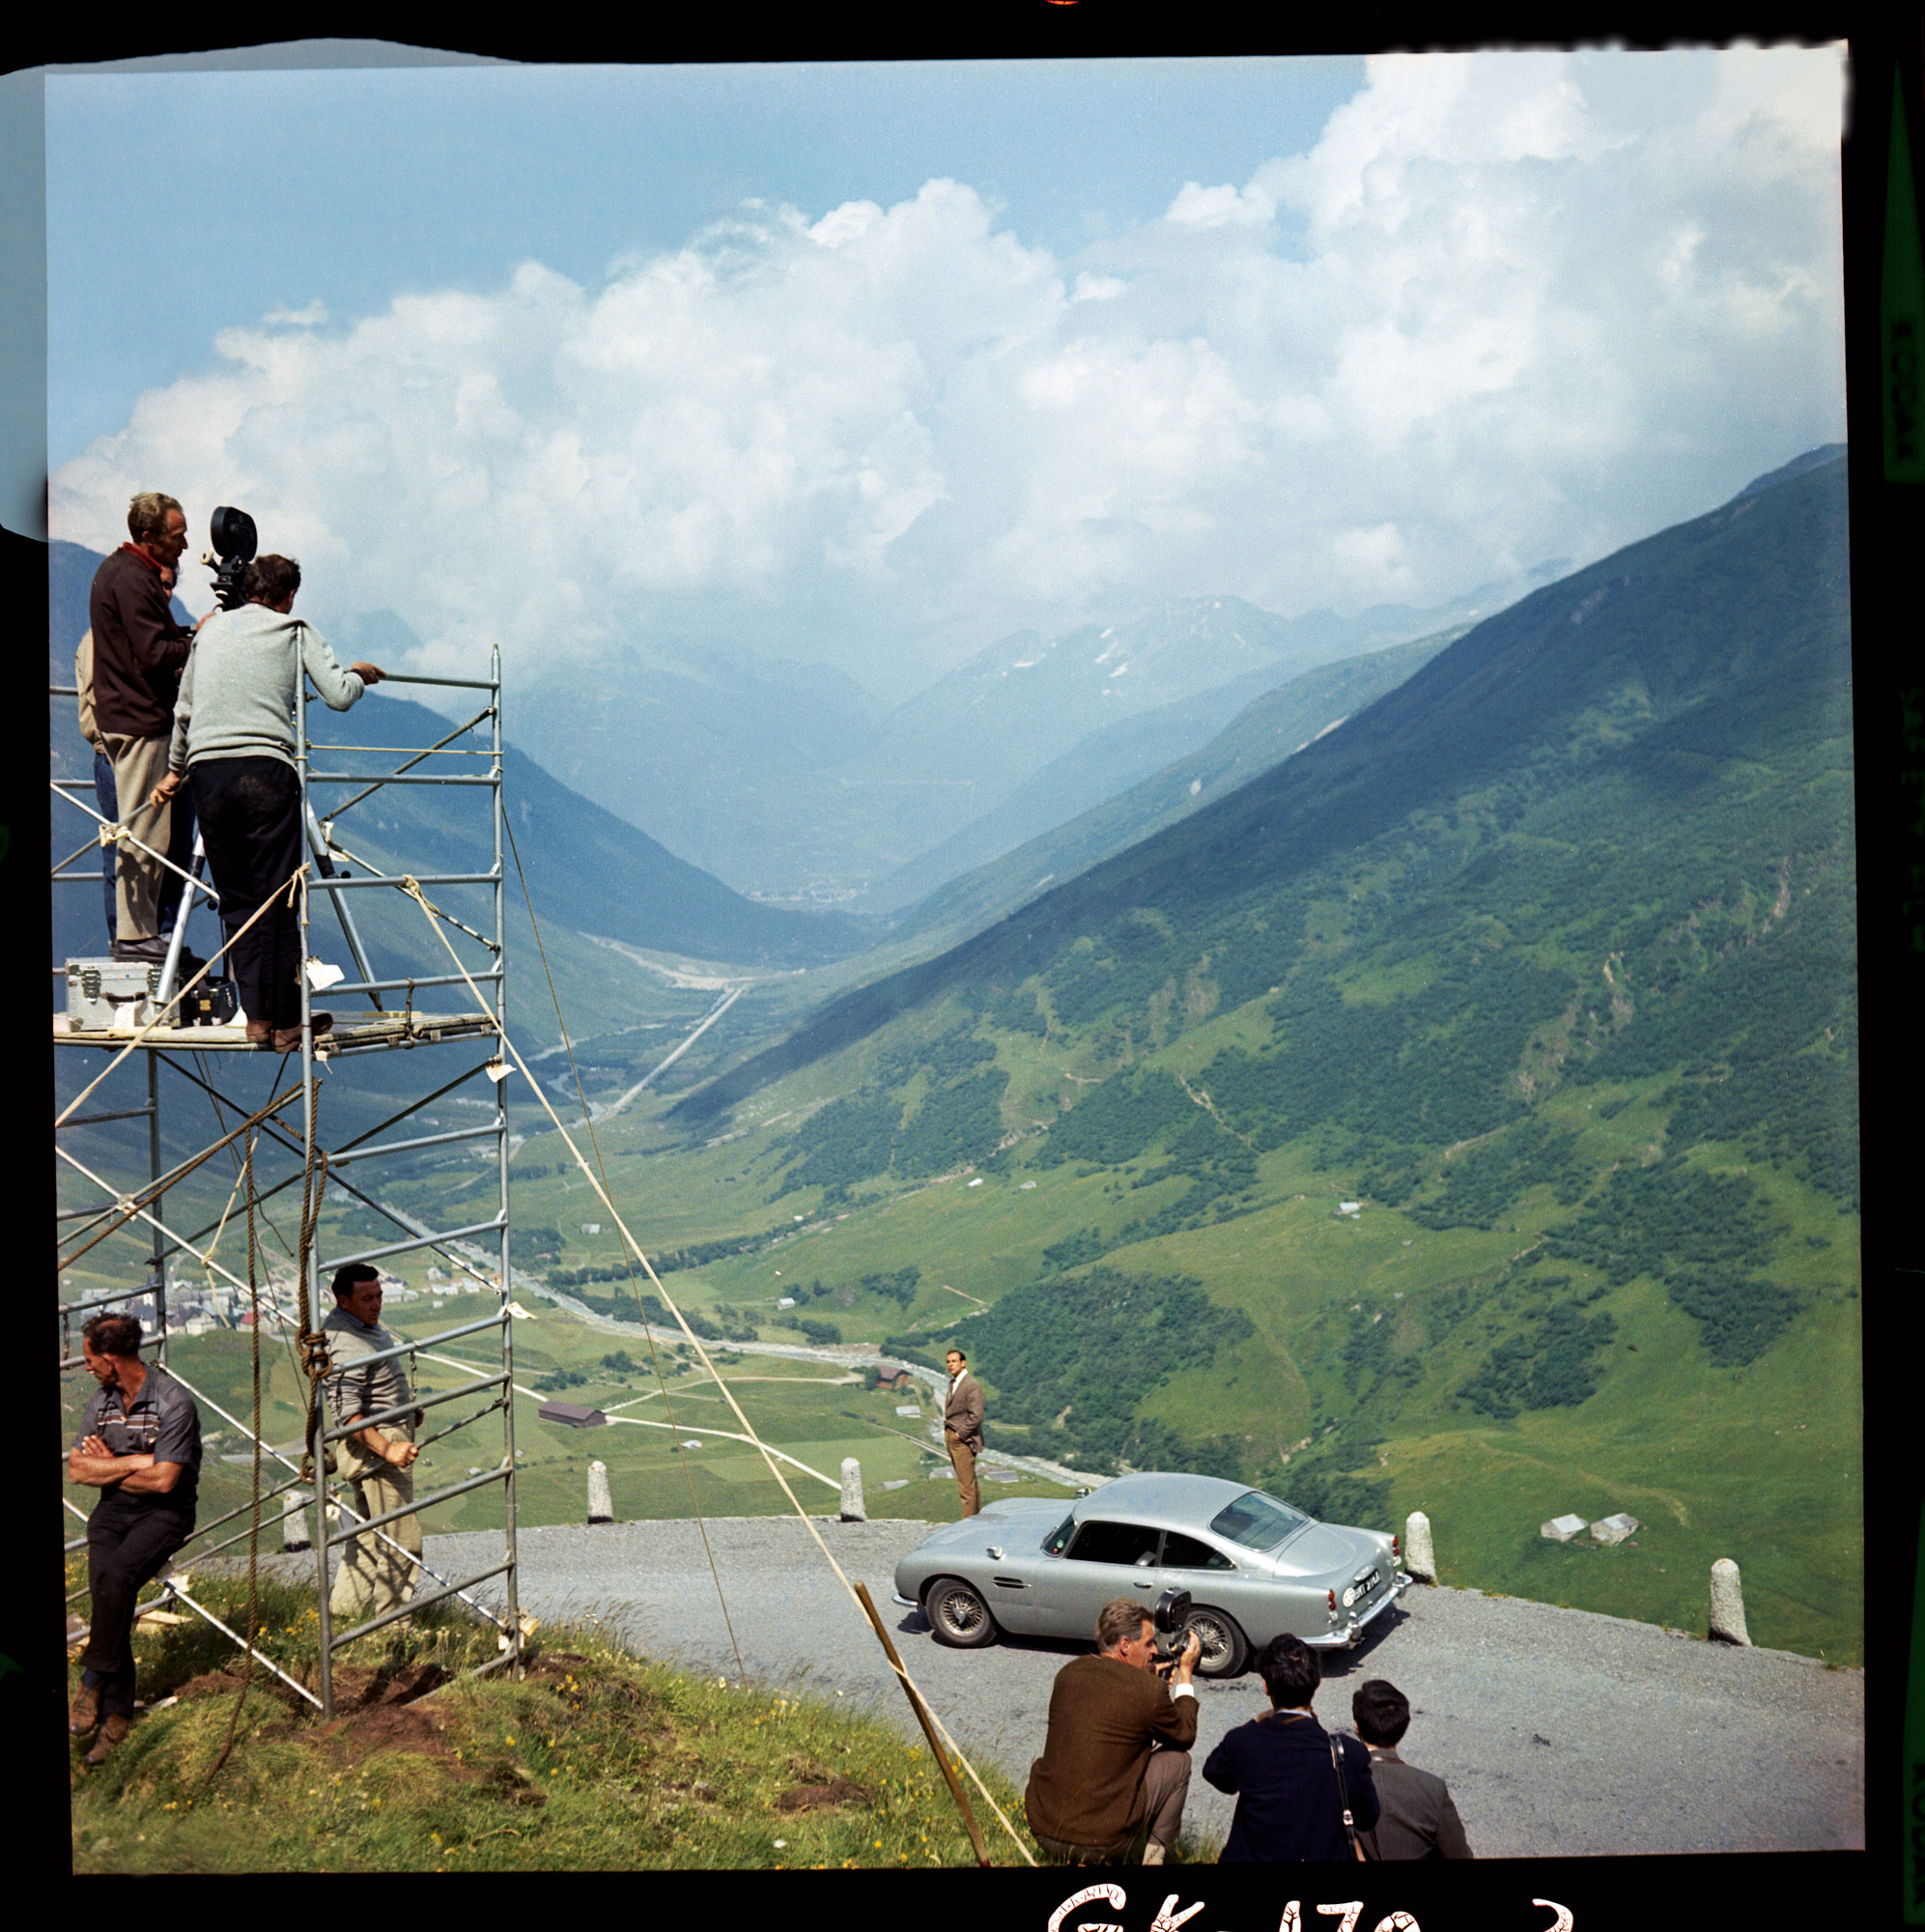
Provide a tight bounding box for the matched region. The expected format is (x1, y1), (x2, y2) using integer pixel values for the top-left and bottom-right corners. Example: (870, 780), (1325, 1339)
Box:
(944, 1346), (984, 1518)
(1025, 1596), (1203, 1865)
(323, 1264), (423, 1625)
(68, 1314), (202, 1765)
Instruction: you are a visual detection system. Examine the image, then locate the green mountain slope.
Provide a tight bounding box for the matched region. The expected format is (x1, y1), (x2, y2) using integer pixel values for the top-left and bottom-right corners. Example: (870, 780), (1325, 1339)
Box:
(620, 453), (1856, 1658)
(884, 623), (1467, 952)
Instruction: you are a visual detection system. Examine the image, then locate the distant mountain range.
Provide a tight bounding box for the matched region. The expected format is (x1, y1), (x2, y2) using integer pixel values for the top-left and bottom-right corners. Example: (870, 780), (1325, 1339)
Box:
(669, 448), (1854, 1141)
(501, 572), (1568, 904)
(47, 541), (871, 971)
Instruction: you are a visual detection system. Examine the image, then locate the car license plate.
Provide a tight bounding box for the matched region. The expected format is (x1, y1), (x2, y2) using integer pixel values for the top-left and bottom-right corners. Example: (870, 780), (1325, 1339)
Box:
(1354, 1566), (1380, 1598)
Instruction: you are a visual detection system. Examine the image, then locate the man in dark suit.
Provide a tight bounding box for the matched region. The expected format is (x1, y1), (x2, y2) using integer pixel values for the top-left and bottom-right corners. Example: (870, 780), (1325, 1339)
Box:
(943, 1346), (984, 1517)
(1352, 1678), (1474, 1859)
(1025, 1595), (1203, 1865)
(1203, 1632), (1379, 1861)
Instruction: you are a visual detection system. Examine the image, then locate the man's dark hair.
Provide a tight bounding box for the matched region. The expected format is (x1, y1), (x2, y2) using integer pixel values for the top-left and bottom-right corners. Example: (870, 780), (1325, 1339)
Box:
(948, 1347), (967, 1362)
(331, 1263), (381, 1300)
(1352, 1678), (1412, 1747)
(1258, 1633), (1321, 1709)
(1095, 1596), (1153, 1653)
(82, 1312), (144, 1359)
(127, 491), (182, 541)
(244, 554), (302, 607)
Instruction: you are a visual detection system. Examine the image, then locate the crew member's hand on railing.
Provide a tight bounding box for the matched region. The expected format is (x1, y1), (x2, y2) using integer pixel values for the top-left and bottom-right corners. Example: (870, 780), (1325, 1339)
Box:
(350, 662), (386, 685)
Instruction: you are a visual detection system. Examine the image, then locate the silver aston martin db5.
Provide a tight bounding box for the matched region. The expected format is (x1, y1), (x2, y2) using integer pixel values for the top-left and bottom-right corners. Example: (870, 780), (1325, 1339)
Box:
(892, 1471), (1411, 1676)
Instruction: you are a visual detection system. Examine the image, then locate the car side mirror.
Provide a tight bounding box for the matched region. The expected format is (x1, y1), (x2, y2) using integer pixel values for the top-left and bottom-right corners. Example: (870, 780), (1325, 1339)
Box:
(986, 1545), (1004, 1560)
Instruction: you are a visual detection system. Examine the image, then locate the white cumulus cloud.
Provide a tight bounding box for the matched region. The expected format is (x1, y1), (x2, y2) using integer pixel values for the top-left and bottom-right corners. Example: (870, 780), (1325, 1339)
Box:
(49, 47), (1846, 693)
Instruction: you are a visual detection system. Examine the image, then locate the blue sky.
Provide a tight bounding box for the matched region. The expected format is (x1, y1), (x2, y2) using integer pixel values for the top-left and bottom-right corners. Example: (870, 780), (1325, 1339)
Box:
(45, 48), (1848, 699)
(46, 58), (1364, 470)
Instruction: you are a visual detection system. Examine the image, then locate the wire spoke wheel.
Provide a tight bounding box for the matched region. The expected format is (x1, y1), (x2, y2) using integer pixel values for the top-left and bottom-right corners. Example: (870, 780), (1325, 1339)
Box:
(926, 1577), (999, 1648)
(1184, 1605), (1248, 1678)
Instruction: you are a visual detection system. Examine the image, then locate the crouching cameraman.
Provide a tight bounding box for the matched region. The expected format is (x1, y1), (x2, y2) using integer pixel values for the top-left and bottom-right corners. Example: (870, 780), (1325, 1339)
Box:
(1024, 1595), (1203, 1866)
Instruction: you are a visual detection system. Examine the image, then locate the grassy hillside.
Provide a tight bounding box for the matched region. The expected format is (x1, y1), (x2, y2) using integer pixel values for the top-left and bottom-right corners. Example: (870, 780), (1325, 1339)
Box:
(549, 455), (1861, 1660)
(67, 1585), (1047, 1870)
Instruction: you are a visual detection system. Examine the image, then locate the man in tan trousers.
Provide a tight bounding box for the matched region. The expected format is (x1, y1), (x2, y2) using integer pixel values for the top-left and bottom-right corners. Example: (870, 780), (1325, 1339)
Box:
(87, 491), (207, 961)
(944, 1347), (984, 1517)
(322, 1264), (423, 1624)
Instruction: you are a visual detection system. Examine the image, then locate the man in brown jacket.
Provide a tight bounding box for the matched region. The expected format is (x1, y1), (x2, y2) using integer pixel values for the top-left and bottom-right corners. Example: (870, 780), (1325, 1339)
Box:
(1352, 1679), (1473, 1860)
(943, 1347), (984, 1517)
(88, 492), (206, 962)
(1025, 1596), (1203, 1865)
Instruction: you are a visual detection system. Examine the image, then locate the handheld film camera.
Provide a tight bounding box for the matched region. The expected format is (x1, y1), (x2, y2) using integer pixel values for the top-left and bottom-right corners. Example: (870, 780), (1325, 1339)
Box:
(1151, 1586), (1194, 1664)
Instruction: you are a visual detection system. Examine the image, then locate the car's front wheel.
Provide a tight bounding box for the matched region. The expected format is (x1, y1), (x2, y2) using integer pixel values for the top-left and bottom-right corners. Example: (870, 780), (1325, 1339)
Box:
(925, 1577), (999, 1648)
(1183, 1605), (1248, 1678)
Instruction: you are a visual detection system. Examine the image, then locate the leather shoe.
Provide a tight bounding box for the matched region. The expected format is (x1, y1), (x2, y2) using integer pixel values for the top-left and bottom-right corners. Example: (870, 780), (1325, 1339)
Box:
(270, 1012), (334, 1054)
(111, 936), (169, 963)
(245, 1020), (272, 1044)
(84, 1714), (130, 1766)
(69, 1682), (101, 1737)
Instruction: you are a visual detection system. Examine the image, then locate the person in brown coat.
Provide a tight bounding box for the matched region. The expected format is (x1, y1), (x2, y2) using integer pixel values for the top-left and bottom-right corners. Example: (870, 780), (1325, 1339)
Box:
(88, 491), (208, 962)
(943, 1347), (984, 1517)
(1352, 1678), (1474, 1860)
(1024, 1595), (1203, 1865)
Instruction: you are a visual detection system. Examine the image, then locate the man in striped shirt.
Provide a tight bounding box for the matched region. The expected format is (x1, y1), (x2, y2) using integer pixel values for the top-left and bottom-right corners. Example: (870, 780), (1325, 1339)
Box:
(323, 1264), (423, 1626)
(68, 1314), (202, 1763)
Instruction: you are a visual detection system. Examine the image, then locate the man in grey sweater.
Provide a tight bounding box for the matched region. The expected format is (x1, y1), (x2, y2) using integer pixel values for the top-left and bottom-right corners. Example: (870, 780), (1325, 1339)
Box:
(150, 554), (382, 1051)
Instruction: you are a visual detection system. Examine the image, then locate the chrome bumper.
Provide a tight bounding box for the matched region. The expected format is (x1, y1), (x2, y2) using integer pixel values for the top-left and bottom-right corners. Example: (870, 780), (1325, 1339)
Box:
(892, 1590), (920, 1608)
(1307, 1571), (1413, 1650)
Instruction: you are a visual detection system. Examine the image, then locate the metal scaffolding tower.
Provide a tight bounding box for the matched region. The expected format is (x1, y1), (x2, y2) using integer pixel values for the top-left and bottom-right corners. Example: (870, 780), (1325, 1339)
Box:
(54, 653), (522, 1717)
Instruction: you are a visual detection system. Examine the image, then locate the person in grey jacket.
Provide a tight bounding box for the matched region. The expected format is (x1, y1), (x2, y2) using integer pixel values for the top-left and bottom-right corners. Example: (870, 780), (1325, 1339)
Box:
(150, 554), (382, 1051)
(1352, 1678), (1474, 1860)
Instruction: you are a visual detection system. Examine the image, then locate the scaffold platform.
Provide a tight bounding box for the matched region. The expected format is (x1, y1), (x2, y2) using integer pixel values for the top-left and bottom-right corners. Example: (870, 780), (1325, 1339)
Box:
(53, 644), (523, 1719)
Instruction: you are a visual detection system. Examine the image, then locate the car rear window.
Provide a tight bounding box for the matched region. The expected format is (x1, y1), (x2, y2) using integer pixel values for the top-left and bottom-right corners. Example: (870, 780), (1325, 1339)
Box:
(1161, 1530), (1235, 1572)
(1208, 1491), (1311, 1552)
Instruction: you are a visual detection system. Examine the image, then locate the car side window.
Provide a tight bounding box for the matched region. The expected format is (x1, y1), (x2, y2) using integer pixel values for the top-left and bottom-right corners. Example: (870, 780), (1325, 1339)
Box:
(1161, 1530), (1236, 1572)
(1065, 1520), (1162, 1567)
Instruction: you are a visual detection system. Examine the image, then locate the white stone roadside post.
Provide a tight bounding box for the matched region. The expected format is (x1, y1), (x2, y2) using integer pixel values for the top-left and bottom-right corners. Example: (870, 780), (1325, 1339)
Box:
(840, 1458), (866, 1522)
(281, 1490), (311, 1552)
(1709, 1557), (1751, 1644)
(1403, 1510), (1437, 1583)
(587, 1460), (614, 1525)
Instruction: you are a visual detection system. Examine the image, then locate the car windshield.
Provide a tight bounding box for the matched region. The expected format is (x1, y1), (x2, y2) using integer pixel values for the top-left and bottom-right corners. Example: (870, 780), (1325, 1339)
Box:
(1208, 1490), (1312, 1552)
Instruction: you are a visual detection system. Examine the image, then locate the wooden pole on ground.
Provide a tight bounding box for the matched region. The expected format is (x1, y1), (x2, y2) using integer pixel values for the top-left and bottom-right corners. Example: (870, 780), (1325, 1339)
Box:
(852, 1580), (991, 1867)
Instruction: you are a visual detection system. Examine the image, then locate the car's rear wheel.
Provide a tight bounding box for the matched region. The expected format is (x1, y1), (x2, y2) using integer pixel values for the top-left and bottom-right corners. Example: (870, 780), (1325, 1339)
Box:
(925, 1577), (999, 1648)
(1183, 1605), (1248, 1678)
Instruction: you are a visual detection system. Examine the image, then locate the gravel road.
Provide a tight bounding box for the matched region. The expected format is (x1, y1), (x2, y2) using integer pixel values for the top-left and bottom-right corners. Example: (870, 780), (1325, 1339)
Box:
(418, 1515), (1863, 1859)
